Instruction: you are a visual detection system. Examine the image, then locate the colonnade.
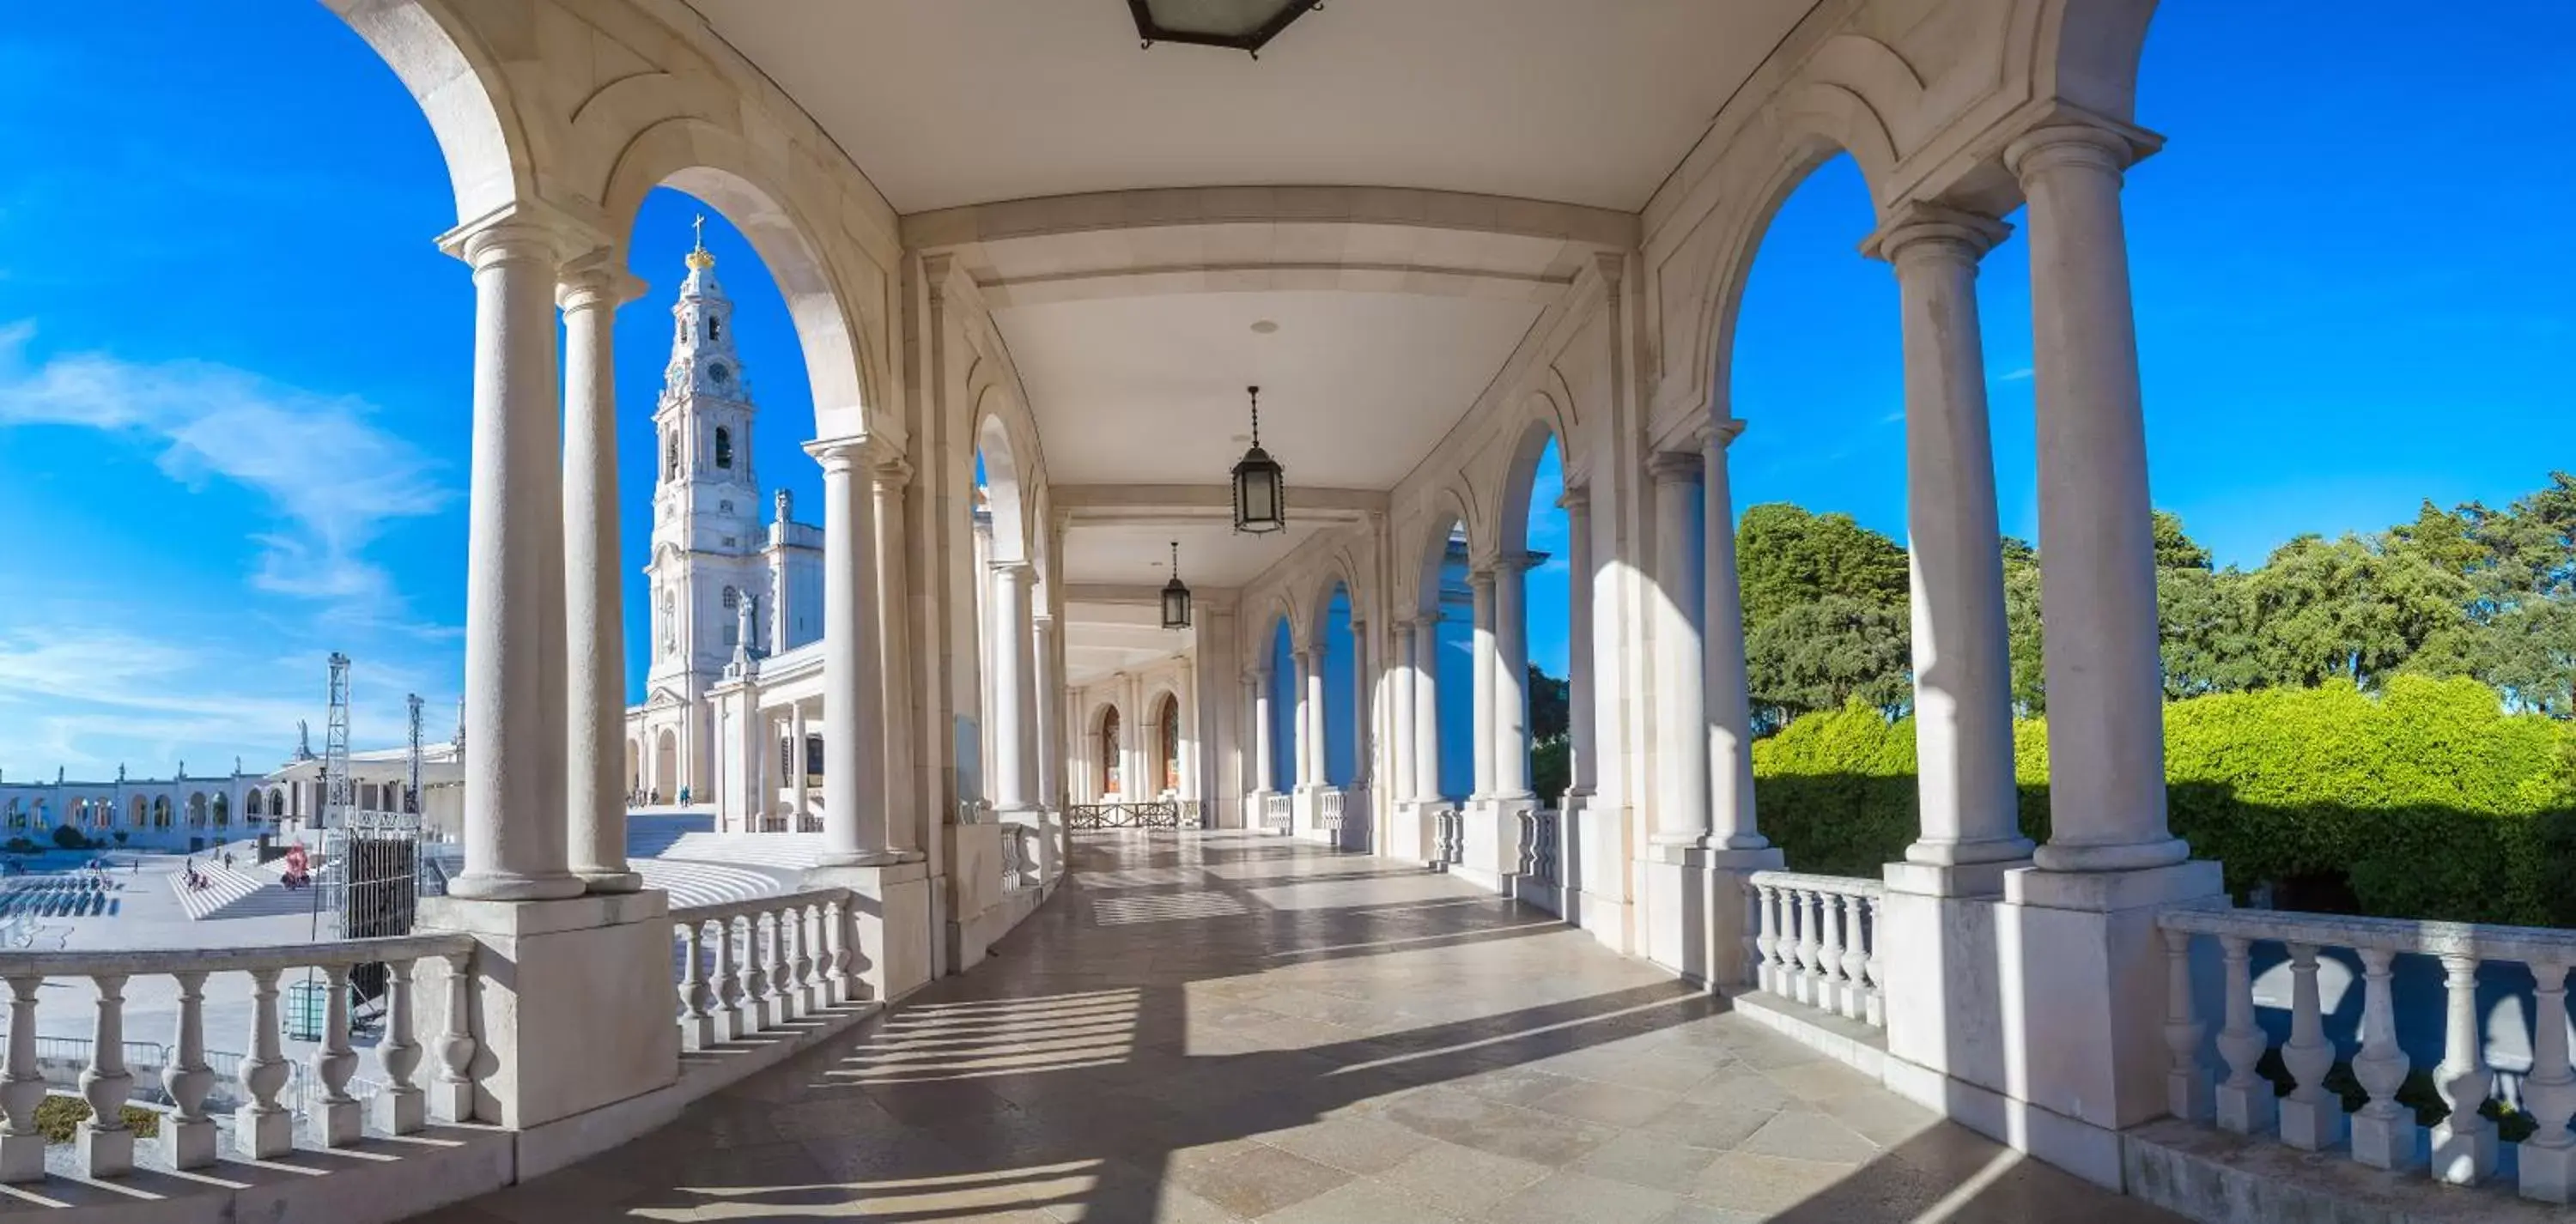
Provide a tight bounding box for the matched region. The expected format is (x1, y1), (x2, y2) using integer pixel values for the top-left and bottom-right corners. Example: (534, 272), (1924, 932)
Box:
(444, 214), (917, 903)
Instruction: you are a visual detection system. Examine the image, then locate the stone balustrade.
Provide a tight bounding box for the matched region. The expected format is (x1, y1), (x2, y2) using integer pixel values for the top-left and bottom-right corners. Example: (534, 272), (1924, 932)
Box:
(2157, 906), (2576, 1203)
(1745, 872), (1884, 1029)
(1261, 793), (1292, 832)
(0, 932), (474, 1180)
(670, 888), (852, 1052)
(1317, 788), (1346, 831)
(1431, 807), (1464, 870)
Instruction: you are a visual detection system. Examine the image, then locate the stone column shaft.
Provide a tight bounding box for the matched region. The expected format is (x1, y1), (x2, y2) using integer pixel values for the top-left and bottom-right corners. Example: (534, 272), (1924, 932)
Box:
(1249, 671), (1275, 793)
(1349, 622), (1370, 785)
(1649, 451), (1708, 846)
(1391, 622), (1417, 799)
(812, 441), (890, 864)
(2008, 124), (2185, 873)
(1874, 208), (2032, 868)
(872, 459), (918, 852)
(989, 563), (1038, 813)
(1412, 619), (1443, 802)
(1469, 571), (1497, 799)
(1702, 427), (1765, 851)
(1292, 650), (1320, 787)
(450, 224), (581, 901)
(1562, 489), (1598, 799)
(1033, 614), (1060, 810)
(789, 703), (809, 827)
(1492, 560), (1534, 799)
(560, 266), (640, 893)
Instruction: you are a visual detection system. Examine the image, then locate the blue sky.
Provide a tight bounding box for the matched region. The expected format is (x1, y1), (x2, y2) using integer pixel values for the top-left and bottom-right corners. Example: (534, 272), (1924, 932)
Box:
(2, 3), (2568, 778)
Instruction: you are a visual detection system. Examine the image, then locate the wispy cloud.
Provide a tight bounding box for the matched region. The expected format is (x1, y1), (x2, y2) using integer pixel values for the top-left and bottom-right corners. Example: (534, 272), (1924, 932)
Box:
(0, 322), (453, 614)
(1996, 366), (2035, 382)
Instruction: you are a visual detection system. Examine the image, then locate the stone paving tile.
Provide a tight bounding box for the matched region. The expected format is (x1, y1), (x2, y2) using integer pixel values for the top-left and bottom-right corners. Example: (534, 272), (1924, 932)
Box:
(434, 831), (2178, 1224)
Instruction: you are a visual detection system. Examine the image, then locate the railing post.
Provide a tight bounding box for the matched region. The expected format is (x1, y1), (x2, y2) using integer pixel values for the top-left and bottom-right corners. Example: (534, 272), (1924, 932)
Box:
(2348, 946), (2415, 1169)
(2523, 957), (2576, 1202)
(77, 973), (134, 1177)
(678, 919), (714, 1050)
(313, 961), (361, 1146)
(714, 914), (746, 1039)
(768, 908), (796, 1023)
(163, 969), (217, 1167)
(2213, 935), (2274, 1136)
(376, 955), (427, 1136)
(742, 916), (773, 1031)
(2430, 952), (2496, 1185)
(1816, 889), (1847, 1015)
(1836, 894), (1868, 1021)
(1751, 884), (1777, 993)
(2277, 942), (2343, 1150)
(0, 975), (42, 1181)
(1860, 894), (1885, 1028)
(823, 898), (850, 1005)
(431, 948), (477, 1124)
(239, 966), (295, 1154)
(1795, 891), (1823, 1007)
(798, 902), (823, 1012)
(2159, 928), (2208, 1123)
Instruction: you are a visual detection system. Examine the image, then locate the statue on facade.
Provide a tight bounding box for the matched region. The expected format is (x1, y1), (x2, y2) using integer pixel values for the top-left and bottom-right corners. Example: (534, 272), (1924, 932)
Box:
(737, 591), (758, 657)
(296, 719), (313, 760)
(117, 764), (125, 783)
(775, 488), (792, 523)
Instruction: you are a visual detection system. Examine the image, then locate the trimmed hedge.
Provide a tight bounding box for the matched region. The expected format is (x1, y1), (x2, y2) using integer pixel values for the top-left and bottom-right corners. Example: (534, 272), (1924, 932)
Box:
(1751, 676), (2576, 926)
(34, 1094), (160, 1143)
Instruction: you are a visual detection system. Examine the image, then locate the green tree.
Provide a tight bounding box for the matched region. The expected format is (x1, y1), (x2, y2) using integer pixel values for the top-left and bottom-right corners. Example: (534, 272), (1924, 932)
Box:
(2244, 534), (2472, 688)
(1744, 594), (1912, 728)
(1735, 503), (1910, 627)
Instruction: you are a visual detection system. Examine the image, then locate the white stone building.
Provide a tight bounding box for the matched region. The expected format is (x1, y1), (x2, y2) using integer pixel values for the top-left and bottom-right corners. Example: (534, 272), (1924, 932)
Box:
(622, 229), (825, 808)
(0, 762), (282, 852)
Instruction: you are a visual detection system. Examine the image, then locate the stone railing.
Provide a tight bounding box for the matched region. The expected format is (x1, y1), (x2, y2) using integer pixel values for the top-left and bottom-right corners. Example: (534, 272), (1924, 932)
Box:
(1317, 788), (1346, 831)
(1067, 801), (1182, 829)
(1432, 807), (1465, 870)
(0, 932), (475, 1180)
(999, 825), (1030, 891)
(2157, 906), (2576, 1203)
(1516, 808), (1561, 889)
(1177, 798), (1204, 828)
(1261, 793), (1292, 832)
(1746, 872), (1885, 1029)
(670, 888), (852, 1052)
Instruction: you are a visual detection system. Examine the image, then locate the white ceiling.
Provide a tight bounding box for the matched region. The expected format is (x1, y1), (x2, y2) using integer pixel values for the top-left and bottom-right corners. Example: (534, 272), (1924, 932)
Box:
(996, 289), (1540, 488)
(1062, 519), (1317, 589)
(688, 0), (1810, 213)
(1064, 600), (1195, 688)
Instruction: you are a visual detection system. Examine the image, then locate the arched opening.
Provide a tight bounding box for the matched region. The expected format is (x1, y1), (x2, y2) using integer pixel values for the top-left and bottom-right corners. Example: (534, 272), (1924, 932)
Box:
(1099, 704), (1124, 798)
(3, 800), (21, 831)
(245, 789), (264, 820)
(186, 793), (208, 828)
(131, 797), (149, 829)
(1319, 583), (1358, 786)
(653, 728), (679, 803)
(1419, 520), (1474, 799)
(1156, 693), (1183, 797)
(211, 792), (230, 828)
(1499, 431), (1573, 806)
(1267, 615), (1298, 791)
(973, 416), (1036, 812)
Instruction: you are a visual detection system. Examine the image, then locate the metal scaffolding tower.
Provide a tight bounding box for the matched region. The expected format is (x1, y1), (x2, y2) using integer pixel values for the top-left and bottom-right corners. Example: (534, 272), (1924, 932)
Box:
(323, 652), (352, 833)
(405, 694), (425, 815)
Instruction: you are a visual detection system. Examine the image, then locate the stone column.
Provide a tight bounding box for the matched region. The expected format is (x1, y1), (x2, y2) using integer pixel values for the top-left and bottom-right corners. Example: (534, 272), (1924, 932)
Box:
(1701, 426), (1766, 851)
(1032, 613), (1060, 810)
(1561, 488), (1598, 803)
(1249, 670), (1275, 795)
(1412, 615), (1442, 802)
(2007, 124), (2187, 874)
(1294, 648), (1321, 788)
(1348, 620), (1370, 786)
(1390, 621), (1417, 800)
(872, 454), (918, 854)
(1468, 569), (1497, 800)
(809, 440), (891, 865)
(989, 563), (1038, 815)
(447, 223), (582, 902)
(559, 262), (641, 893)
(1492, 557), (1534, 800)
(1647, 450), (1708, 848)
(788, 702), (809, 829)
(1870, 206), (2033, 876)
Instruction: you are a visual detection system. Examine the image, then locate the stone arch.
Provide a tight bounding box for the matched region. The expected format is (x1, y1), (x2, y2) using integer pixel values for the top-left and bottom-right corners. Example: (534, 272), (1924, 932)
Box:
(2016, 0), (2162, 126)
(975, 395), (1039, 565)
(322, 0), (532, 226)
(1149, 689), (1185, 796)
(653, 728), (679, 802)
(211, 791), (230, 827)
(1698, 134), (1889, 425)
(1413, 484), (1476, 621)
(1094, 700), (1124, 797)
(597, 122), (876, 440)
(1494, 415), (1564, 560)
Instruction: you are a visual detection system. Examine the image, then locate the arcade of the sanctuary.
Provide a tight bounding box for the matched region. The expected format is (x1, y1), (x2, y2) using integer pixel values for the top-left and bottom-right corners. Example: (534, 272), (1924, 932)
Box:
(13, 3), (2554, 1221)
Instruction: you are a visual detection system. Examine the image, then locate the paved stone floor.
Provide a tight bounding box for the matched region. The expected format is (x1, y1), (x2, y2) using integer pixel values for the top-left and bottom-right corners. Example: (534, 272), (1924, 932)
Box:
(423, 830), (2184, 1222)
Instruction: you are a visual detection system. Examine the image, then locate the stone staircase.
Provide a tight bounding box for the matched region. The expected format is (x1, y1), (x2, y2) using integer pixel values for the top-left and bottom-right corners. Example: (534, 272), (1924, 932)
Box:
(168, 860), (268, 920)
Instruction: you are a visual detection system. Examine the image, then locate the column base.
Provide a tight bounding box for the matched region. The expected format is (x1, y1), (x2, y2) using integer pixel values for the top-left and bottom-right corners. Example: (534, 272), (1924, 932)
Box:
(1639, 844), (1782, 986)
(1882, 857), (2028, 899)
(2520, 1136), (2576, 1202)
(1901, 833), (2036, 870)
(445, 870), (588, 902)
(416, 890), (680, 1130)
(1566, 797), (1635, 954)
(579, 870), (644, 894)
(805, 859), (933, 1003)
(943, 823), (1005, 973)
(2032, 835), (2190, 873)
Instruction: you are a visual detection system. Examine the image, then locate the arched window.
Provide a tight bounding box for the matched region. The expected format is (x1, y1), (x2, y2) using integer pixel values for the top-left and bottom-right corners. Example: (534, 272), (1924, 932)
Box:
(714, 427), (733, 469)
(1160, 697), (1182, 794)
(805, 734), (824, 776)
(665, 431), (679, 479)
(1102, 706), (1122, 796)
(707, 315), (720, 343)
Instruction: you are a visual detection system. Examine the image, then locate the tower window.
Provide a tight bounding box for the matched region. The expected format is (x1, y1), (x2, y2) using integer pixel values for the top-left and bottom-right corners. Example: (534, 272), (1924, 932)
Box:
(714, 427), (733, 469)
(665, 432), (678, 479)
(709, 316), (721, 342)
(722, 586), (739, 609)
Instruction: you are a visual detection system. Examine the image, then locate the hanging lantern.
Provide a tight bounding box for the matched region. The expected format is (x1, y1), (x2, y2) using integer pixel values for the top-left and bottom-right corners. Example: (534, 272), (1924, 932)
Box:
(1161, 540), (1193, 630)
(1230, 385), (1285, 534)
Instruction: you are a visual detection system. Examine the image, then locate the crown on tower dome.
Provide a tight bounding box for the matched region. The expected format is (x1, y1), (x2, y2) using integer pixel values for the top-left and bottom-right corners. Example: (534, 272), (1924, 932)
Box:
(685, 214), (716, 270)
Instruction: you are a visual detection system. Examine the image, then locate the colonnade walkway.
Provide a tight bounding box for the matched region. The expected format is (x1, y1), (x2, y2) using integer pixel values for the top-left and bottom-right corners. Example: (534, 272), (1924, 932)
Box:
(422, 832), (2182, 1222)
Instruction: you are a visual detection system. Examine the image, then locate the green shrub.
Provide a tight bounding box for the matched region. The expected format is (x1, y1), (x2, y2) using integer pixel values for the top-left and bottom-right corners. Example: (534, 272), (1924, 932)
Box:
(33, 1094), (161, 1143)
(49, 826), (88, 851)
(1753, 676), (2576, 926)
(1, 838), (37, 856)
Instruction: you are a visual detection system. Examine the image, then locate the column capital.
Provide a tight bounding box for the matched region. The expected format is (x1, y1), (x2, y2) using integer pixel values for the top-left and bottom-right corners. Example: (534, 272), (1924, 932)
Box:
(435, 197), (608, 270)
(2002, 117), (2162, 185)
(1556, 483), (1590, 514)
(1494, 550), (1540, 574)
(990, 559), (1036, 585)
(868, 447), (915, 489)
(1465, 567), (1497, 592)
(1700, 417), (1747, 451)
(1862, 202), (2013, 267)
(1647, 448), (1703, 484)
(802, 436), (869, 475)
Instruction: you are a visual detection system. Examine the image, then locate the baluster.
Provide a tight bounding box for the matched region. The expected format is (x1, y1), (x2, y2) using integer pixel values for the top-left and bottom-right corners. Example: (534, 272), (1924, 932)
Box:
(2160, 929), (2209, 1123)
(714, 912), (745, 1039)
(743, 915), (773, 1031)
(2521, 958), (2576, 1203)
(375, 956), (426, 1135)
(1861, 895), (1884, 1028)
(310, 962), (360, 1146)
(1796, 891), (1824, 1007)
(822, 898), (849, 1006)
(768, 908), (796, 1022)
(2348, 946), (2414, 1169)
(795, 902), (820, 1012)
(1815, 890), (1847, 1015)
(238, 966), (294, 1154)
(2212, 935), (2275, 1136)
(162, 969), (216, 1167)
(1751, 885), (1777, 994)
(678, 919), (714, 1049)
(0, 976), (41, 1181)
(431, 948), (477, 1124)
(76, 973), (134, 1176)
(1837, 894), (1868, 1021)
(1778, 888), (1805, 1002)
(2276, 942), (2343, 1150)
(2430, 953), (2496, 1185)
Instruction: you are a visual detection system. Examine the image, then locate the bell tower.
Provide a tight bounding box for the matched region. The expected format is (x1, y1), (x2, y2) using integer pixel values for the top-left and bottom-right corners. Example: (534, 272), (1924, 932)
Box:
(644, 218), (769, 699)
